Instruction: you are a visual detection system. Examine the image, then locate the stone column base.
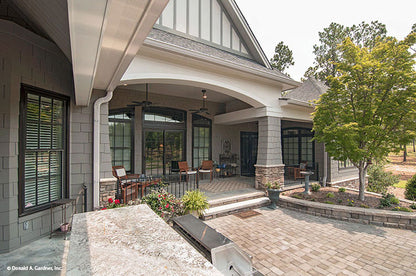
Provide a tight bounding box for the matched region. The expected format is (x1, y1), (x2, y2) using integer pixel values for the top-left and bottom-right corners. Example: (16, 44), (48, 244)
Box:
(100, 178), (117, 207)
(255, 164), (285, 189)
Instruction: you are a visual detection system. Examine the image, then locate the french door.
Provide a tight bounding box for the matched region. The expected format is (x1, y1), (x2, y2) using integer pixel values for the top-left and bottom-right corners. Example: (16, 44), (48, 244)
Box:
(240, 132), (258, 176)
(144, 130), (184, 176)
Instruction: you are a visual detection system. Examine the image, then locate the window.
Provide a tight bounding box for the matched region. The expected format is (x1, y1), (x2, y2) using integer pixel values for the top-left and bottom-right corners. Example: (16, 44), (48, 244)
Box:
(192, 114), (211, 167)
(282, 128), (314, 167)
(339, 159), (354, 169)
(109, 111), (134, 173)
(19, 85), (68, 215)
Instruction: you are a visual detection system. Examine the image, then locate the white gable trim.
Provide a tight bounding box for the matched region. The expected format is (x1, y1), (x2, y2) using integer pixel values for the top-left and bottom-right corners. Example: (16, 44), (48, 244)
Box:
(222, 0), (271, 69)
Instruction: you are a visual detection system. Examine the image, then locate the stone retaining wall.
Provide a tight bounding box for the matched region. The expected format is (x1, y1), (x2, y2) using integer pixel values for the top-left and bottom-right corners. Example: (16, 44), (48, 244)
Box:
(278, 196), (416, 230)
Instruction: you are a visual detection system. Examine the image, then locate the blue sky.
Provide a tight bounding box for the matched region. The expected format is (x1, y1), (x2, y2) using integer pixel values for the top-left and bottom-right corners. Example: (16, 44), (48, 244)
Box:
(236, 0), (416, 81)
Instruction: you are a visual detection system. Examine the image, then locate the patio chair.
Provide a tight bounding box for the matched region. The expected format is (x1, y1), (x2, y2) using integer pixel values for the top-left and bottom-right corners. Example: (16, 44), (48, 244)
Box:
(293, 161), (308, 182)
(198, 160), (213, 182)
(178, 161), (198, 183)
(112, 166), (151, 202)
(169, 160), (180, 174)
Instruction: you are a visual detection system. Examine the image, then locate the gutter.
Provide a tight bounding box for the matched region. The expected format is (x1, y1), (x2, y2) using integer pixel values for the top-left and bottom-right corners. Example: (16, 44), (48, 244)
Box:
(93, 90), (113, 209)
(279, 97), (314, 108)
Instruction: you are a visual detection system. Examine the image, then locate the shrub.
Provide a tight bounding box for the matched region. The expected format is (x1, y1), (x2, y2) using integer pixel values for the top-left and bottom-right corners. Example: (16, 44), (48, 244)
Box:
(182, 190), (209, 217)
(410, 203), (416, 210)
(379, 193), (400, 207)
(405, 174), (416, 201)
(392, 206), (412, 212)
(337, 199), (342, 204)
(338, 187), (346, 193)
(367, 164), (400, 194)
(324, 201), (334, 204)
(311, 183), (321, 192)
(347, 199), (354, 206)
(264, 181), (282, 190)
(142, 189), (185, 221)
(326, 192), (335, 198)
(359, 204), (369, 208)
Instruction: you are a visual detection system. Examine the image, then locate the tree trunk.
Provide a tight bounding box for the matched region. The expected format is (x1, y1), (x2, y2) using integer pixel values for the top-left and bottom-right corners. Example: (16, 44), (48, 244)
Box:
(413, 139), (415, 152)
(358, 166), (366, 201)
(403, 145), (407, 162)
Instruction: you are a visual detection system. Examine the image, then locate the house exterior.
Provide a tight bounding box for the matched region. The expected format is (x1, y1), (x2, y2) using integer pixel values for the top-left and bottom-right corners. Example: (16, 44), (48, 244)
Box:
(0, 0), (358, 253)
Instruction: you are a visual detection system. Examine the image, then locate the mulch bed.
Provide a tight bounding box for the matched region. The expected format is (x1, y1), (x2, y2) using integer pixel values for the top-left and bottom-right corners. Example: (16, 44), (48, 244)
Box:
(282, 187), (415, 212)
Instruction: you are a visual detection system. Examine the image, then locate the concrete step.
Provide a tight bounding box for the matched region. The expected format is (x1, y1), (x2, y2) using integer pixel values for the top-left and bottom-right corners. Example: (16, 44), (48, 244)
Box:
(202, 197), (270, 220)
(208, 191), (266, 208)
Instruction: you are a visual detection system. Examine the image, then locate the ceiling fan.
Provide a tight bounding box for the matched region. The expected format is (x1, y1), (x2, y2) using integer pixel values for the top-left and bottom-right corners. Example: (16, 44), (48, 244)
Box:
(127, 83), (155, 108)
(190, 89), (210, 115)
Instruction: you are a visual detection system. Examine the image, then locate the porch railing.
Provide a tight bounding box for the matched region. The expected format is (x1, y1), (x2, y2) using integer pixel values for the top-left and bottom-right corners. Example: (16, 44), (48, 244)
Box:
(144, 174), (199, 199)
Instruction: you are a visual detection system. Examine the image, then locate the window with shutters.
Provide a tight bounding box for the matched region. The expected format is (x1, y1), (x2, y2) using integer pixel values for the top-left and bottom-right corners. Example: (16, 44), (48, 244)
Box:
(19, 85), (68, 215)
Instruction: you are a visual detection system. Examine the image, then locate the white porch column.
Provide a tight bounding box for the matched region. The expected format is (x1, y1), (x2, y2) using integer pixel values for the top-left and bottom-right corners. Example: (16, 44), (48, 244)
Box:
(255, 116), (285, 188)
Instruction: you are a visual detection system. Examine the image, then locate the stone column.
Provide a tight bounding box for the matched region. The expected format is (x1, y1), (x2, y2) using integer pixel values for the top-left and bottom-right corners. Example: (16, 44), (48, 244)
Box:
(255, 117), (285, 189)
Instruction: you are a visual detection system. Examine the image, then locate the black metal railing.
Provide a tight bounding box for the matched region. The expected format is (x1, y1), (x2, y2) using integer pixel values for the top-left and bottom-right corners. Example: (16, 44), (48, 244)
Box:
(140, 174), (199, 199)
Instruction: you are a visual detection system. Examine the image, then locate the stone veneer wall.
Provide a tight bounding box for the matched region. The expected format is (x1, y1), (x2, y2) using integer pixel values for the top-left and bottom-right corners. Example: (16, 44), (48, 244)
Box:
(255, 165), (285, 189)
(99, 180), (117, 207)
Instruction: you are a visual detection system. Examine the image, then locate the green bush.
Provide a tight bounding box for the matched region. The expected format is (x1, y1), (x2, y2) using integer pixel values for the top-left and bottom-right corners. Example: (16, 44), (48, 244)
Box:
(338, 187), (346, 193)
(311, 183), (321, 192)
(410, 203), (416, 210)
(379, 193), (400, 207)
(392, 206), (412, 212)
(326, 192), (335, 198)
(182, 190), (209, 217)
(367, 164), (400, 194)
(359, 204), (369, 208)
(142, 189), (185, 221)
(405, 174), (416, 201)
(324, 200), (334, 204)
(292, 194), (303, 199)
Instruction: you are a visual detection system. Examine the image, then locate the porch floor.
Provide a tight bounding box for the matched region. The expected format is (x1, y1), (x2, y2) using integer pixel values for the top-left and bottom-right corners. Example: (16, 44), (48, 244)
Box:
(198, 176), (314, 200)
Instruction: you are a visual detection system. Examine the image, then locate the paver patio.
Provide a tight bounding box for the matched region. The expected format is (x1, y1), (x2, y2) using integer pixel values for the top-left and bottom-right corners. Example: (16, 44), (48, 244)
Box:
(206, 207), (416, 276)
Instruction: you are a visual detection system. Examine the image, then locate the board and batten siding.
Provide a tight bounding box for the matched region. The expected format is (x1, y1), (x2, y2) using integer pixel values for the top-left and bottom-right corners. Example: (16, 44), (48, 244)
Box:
(155, 0), (250, 57)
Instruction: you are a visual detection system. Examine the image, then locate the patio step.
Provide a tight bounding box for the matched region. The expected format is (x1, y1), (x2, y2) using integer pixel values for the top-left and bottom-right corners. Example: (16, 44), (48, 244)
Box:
(208, 191), (266, 208)
(202, 197), (270, 220)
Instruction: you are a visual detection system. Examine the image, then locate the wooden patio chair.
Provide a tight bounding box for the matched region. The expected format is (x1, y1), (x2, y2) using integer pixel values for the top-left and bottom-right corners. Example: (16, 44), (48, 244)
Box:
(112, 166), (151, 202)
(293, 161), (308, 181)
(178, 161), (198, 183)
(199, 160), (213, 182)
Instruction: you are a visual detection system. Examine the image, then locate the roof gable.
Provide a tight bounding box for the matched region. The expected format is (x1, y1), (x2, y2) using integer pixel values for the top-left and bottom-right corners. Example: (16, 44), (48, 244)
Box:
(154, 0), (270, 68)
(285, 78), (328, 102)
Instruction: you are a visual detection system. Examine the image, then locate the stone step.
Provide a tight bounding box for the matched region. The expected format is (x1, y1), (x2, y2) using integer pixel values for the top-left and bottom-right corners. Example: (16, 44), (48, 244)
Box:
(202, 197), (270, 220)
(208, 191), (266, 208)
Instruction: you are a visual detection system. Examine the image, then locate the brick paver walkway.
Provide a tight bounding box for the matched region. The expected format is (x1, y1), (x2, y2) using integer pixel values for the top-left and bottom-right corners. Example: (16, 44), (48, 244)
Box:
(206, 207), (416, 275)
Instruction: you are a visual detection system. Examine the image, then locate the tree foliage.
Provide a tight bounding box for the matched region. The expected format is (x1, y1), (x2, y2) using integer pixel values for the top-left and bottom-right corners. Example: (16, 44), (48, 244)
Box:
(312, 33), (416, 200)
(270, 41), (294, 74)
(304, 21), (387, 82)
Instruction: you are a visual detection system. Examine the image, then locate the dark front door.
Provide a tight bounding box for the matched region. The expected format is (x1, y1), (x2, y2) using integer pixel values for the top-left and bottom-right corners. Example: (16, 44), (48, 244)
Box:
(240, 132), (258, 176)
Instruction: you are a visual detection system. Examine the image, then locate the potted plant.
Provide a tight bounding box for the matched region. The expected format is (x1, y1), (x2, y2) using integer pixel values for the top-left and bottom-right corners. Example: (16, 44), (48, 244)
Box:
(182, 190), (209, 218)
(265, 181), (282, 209)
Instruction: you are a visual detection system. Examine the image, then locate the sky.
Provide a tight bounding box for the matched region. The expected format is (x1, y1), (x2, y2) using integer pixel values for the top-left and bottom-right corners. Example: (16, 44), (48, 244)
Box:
(236, 0), (416, 82)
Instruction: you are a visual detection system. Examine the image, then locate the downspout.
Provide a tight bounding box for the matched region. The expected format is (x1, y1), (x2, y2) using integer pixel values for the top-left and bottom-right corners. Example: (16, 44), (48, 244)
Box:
(322, 144), (328, 187)
(93, 90), (113, 209)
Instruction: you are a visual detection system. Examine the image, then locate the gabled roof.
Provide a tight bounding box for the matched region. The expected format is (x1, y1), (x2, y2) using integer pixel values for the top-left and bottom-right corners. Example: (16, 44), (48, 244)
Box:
(145, 28), (299, 89)
(285, 77), (328, 103)
(153, 0), (272, 69)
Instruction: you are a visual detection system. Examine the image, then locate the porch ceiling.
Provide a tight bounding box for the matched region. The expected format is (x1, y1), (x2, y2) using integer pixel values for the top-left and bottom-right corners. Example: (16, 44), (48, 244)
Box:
(121, 83), (235, 103)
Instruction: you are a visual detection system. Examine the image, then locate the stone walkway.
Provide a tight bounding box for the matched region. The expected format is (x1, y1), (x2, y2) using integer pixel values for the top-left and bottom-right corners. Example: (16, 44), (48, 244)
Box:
(206, 207), (416, 276)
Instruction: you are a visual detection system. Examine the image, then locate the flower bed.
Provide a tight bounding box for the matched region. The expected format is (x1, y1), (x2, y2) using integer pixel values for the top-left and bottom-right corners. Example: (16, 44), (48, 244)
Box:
(283, 187), (415, 212)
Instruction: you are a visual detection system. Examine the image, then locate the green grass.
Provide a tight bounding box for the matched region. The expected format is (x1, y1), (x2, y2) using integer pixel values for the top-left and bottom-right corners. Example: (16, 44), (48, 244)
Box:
(393, 180), (407, 189)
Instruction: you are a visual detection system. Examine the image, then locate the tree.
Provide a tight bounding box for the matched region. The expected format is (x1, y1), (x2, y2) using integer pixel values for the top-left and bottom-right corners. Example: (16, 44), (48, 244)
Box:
(270, 41), (294, 74)
(312, 33), (416, 201)
(305, 21), (387, 82)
